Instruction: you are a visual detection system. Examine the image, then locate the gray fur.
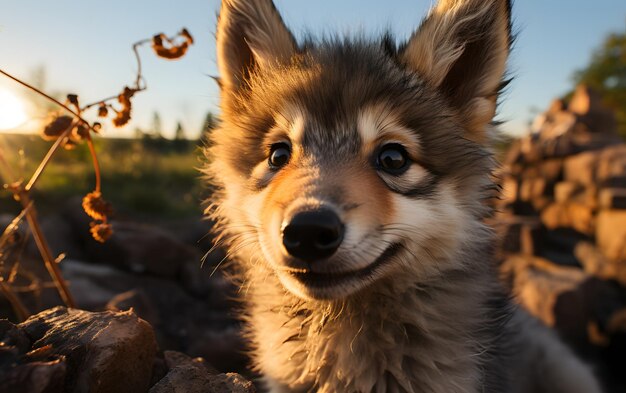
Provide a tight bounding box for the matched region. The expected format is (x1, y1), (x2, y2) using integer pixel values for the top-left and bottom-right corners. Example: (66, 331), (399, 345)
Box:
(204, 0), (604, 392)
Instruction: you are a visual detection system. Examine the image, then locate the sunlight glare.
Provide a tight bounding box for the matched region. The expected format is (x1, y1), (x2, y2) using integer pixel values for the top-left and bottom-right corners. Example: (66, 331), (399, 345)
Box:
(0, 88), (28, 130)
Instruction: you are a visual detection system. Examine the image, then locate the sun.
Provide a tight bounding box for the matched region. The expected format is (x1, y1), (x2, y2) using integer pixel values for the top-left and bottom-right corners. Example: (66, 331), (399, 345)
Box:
(0, 88), (28, 130)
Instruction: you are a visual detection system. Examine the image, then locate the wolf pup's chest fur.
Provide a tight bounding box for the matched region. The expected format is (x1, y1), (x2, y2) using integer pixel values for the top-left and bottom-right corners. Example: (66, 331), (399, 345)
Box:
(205, 1), (604, 392)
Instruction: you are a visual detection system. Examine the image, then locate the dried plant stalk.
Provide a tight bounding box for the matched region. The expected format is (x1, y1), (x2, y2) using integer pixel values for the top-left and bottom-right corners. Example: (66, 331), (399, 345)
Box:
(0, 27), (193, 315)
(0, 280), (30, 322)
(17, 192), (76, 308)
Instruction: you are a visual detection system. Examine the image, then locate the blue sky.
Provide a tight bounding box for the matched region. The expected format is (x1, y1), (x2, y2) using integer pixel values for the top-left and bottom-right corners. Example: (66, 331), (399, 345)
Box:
(1, 0), (625, 138)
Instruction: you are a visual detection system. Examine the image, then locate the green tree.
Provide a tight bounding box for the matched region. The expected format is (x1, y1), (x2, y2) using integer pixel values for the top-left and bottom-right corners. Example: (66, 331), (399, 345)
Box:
(151, 112), (163, 139)
(572, 30), (626, 138)
(174, 121), (186, 140)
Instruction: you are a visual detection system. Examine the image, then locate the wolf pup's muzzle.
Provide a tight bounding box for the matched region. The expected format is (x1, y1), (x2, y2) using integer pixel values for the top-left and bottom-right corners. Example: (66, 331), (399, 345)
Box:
(281, 208), (345, 264)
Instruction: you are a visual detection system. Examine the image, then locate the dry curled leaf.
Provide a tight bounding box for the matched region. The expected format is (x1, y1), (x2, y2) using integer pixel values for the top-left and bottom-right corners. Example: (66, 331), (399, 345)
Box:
(42, 115), (73, 141)
(97, 104), (108, 117)
(67, 94), (79, 107)
(82, 191), (112, 221)
(112, 87), (135, 127)
(180, 28), (194, 44)
(90, 221), (113, 243)
(71, 123), (89, 142)
(151, 30), (192, 60)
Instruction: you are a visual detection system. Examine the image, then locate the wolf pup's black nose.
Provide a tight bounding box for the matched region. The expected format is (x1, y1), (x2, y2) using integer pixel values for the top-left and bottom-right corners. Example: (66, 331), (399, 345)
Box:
(282, 209), (344, 262)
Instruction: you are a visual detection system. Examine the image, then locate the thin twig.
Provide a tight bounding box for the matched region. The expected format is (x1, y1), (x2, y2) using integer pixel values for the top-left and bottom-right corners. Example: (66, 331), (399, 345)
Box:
(18, 192), (76, 308)
(0, 279), (30, 322)
(85, 133), (101, 193)
(82, 38), (150, 110)
(0, 203), (31, 252)
(24, 126), (73, 192)
(133, 39), (151, 89)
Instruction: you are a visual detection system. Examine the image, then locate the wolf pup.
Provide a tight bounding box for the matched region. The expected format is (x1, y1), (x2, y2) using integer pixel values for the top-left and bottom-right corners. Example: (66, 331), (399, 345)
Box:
(205, 0), (603, 392)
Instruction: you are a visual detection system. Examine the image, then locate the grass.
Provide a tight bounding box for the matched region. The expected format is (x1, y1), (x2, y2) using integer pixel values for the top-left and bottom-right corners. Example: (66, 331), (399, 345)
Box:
(0, 133), (205, 221)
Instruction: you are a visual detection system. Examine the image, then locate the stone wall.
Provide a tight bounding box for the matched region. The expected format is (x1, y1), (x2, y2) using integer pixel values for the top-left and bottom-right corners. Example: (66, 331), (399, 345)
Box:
(497, 85), (626, 393)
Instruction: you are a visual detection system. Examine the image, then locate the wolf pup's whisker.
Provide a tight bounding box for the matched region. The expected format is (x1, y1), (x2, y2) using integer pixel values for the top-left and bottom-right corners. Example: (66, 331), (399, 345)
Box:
(204, 1), (603, 392)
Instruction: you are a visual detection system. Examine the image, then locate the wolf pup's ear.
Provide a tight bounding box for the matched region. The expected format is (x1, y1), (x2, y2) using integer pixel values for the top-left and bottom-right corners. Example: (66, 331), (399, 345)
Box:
(217, 0), (296, 95)
(401, 0), (512, 141)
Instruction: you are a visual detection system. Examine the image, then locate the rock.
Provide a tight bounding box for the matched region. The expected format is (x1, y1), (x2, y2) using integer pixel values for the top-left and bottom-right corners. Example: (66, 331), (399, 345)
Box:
(31, 215), (85, 262)
(540, 202), (594, 235)
(599, 188), (626, 210)
(519, 178), (547, 202)
(538, 110), (577, 140)
(61, 260), (246, 373)
(574, 242), (626, 285)
(0, 359), (67, 393)
(18, 307), (157, 393)
(163, 350), (218, 374)
(85, 221), (200, 278)
(596, 145), (626, 182)
(186, 327), (248, 374)
(554, 181), (583, 203)
(0, 319), (30, 355)
(0, 320), (67, 393)
(501, 255), (588, 326)
(596, 210), (626, 261)
(107, 289), (160, 328)
(150, 350), (254, 393)
(564, 151), (600, 185)
(569, 85), (606, 116)
(540, 159), (564, 182)
(553, 278), (626, 353)
(568, 85), (617, 134)
(149, 367), (255, 393)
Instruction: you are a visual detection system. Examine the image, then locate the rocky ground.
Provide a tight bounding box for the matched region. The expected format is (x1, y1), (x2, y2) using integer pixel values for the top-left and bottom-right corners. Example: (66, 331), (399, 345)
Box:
(0, 197), (252, 389)
(0, 307), (255, 393)
(496, 85), (626, 393)
(1, 84), (625, 392)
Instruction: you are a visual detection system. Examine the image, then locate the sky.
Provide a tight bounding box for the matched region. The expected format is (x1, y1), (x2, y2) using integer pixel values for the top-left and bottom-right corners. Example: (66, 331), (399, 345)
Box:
(0, 0), (625, 139)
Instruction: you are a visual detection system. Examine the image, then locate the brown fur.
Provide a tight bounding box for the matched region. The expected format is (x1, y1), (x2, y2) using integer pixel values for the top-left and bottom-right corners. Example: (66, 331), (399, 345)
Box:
(204, 1), (603, 392)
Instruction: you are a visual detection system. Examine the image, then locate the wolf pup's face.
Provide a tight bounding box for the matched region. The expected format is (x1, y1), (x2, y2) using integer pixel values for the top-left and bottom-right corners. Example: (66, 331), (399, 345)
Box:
(208, 0), (511, 300)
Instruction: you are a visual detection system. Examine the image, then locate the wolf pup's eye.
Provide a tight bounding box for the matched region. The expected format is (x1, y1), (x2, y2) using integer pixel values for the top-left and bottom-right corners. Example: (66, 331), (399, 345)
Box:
(269, 143), (291, 169)
(377, 144), (409, 174)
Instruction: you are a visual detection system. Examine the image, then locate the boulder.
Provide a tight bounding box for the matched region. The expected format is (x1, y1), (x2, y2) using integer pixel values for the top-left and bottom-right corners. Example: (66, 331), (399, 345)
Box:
(554, 181), (583, 203)
(149, 350), (254, 393)
(501, 255), (588, 326)
(568, 85), (617, 134)
(519, 178), (547, 202)
(574, 242), (626, 285)
(540, 202), (595, 235)
(149, 367), (255, 393)
(564, 151), (600, 185)
(0, 308), (256, 393)
(599, 188), (626, 210)
(1, 307), (157, 393)
(84, 221), (200, 278)
(596, 210), (626, 261)
(596, 145), (626, 183)
(0, 358), (67, 393)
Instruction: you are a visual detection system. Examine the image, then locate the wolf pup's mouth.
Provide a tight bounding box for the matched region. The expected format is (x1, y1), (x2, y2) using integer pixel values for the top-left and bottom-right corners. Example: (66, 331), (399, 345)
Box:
(287, 242), (403, 288)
